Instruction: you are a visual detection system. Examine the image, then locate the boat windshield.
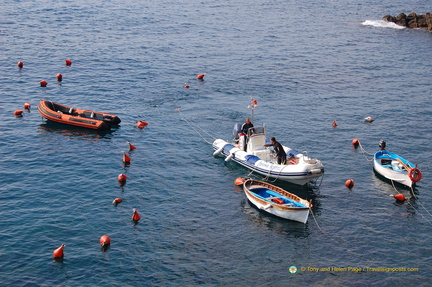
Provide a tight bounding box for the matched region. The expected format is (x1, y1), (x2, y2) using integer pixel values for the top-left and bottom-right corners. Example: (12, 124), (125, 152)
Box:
(248, 126), (265, 137)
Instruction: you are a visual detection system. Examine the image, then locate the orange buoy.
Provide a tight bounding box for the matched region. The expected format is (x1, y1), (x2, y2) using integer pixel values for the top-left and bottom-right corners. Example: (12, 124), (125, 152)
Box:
(24, 103), (31, 110)
(352, 138), (359, 148)
(100, 235), (111, 246)
(17, 61), (24, 68)
(14, 110), (23, 116)
(332, 120), (338, 127)
(112, 198), (122, 206)
(234, 177), (244, 186)
(40, 80), (48, 87)
(123, 152), (131, 164)
(184, 83), (189, 88)
(196, 73), (206, 79)
(53, 244), (66, 259)
(132, 208), (141, 221)
(393, 194), (406, 201)
(65, 59), (72, 66)
(136, 121), (148, 129)
(118, 173), (127, 183)
(56, 73), (63, 82)
(127, 141), (136, 150)
(345, 179), (354, 189)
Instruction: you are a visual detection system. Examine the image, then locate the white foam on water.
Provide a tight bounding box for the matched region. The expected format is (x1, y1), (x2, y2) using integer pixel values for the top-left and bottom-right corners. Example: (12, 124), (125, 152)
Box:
(362, 19), (406, 30)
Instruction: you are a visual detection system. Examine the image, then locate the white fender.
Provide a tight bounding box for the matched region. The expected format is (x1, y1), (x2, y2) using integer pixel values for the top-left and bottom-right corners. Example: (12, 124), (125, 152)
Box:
(225, 152), (234, 162)
(260, 204), (272, 210)
(213, 146), (224, 156)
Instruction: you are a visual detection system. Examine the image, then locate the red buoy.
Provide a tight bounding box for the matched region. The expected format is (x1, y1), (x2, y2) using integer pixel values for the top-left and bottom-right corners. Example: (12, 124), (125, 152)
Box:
(345, 179), (354, 189)
(65, 59), (72, 66)
(24, 103), (31, 110)
(112, 198), (122, 206)
(100, 235), (111, 246)
(332, 120), (338, 127)
(17, 61), (24, 69)
(53, 244), (66, 259)
(118, 173), (127, 183)
(132, 208), (141, 221)
(196, 73), (206, 79)
(123, 152), (131, 164)
(184, 83), (189, 88)
(234, 177), (244, 186)
(40, 80), (48, 87)
(352, 138), (359, 148)
(127, 141), (136, 150)
(56, 73), (63, 82)
(136, 121), (148, 129)
(14, 110), (23, 116)
(393, 194), (406, 201)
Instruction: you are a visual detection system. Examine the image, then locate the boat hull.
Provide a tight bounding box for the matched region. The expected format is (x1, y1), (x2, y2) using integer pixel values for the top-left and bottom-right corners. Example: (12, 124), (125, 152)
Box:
(38, 100), (120, 131)
(373, 150), (419, 188)
(213, 139), (324, 185)
(242, 178), (311, 223)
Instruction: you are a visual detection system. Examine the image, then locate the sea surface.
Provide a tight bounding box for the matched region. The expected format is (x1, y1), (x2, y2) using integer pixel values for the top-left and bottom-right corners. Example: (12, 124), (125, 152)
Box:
(1, 0), (431, 286)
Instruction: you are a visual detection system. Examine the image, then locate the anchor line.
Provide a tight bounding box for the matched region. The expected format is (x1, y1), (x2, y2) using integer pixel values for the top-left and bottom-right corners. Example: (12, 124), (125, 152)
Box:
(177, 110), (216, 145)
(390, 180), (432, 225)
(357, 140), (374, 160)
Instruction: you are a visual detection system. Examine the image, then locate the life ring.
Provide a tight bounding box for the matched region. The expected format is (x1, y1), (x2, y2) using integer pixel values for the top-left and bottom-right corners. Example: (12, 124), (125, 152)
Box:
(271, 198), (284, 204)
(408, 168), (422, 182)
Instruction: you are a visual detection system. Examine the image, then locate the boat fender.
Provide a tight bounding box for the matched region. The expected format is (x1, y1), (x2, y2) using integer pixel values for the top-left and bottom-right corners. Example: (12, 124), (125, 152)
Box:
(271, 198), (284, 204)
(261, 204), (272, 210)
(225, 152), (234, 162)
(309, 168), (322, 175)
(213, 146), (224, 156)
(408, 168), (422, 182)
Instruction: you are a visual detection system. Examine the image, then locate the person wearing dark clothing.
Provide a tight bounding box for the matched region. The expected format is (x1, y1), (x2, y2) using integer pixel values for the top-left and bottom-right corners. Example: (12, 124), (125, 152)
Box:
(264, 137), (287, 165)
(241, 118), (254, 135)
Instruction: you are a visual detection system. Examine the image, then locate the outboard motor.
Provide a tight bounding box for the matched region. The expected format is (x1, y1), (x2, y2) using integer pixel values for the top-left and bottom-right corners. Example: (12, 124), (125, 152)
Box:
(378, 140), (386, 150)
(103, 115), (114, 126)
(232, 122), (243, 143)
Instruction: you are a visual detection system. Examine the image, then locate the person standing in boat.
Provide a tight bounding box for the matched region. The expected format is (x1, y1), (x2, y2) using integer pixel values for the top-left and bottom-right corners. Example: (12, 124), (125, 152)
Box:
(239, 118), (254, 151)
(264, 137), (287, 165)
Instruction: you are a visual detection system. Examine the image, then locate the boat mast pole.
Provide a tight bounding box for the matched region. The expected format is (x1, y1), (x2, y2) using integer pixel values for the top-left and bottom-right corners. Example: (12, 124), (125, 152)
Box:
(249, 97), (258, 124)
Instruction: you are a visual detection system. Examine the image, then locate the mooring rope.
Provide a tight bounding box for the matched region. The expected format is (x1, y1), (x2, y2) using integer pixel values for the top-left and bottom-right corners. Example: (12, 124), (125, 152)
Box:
(357, 140), (374, 161)
(390, 180), (432, 225)
(176, 109), (216, 145)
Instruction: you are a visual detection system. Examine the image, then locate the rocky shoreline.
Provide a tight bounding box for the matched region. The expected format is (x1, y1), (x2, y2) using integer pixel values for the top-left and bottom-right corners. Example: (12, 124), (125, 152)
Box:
(382, 12), (432, 31)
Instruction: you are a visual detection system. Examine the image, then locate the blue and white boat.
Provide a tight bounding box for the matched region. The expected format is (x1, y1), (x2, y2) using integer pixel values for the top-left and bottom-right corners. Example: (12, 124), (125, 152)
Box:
(242, 178), (312, 223)
(213, 123), (324, 186)
(373, 140), (422, 188)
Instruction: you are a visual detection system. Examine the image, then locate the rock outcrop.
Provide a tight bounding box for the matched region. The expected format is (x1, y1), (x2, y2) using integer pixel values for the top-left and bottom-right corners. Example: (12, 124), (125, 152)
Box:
(382, 12), (432, 31)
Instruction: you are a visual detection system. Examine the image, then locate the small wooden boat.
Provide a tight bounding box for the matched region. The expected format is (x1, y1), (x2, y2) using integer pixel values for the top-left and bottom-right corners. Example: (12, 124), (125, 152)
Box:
(242, 178), (312, 223)
(38, 100), (121, 130)
(373, 140), (422, 188)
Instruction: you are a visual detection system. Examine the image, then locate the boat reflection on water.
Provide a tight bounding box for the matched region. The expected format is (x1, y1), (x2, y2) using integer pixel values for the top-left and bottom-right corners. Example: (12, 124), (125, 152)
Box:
(37, 121), (117, 140)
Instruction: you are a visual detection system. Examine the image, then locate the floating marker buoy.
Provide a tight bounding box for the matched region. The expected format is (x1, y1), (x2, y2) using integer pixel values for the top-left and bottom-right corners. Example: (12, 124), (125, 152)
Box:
(24, 103), (31, 110)
(112, 198), (122, 206)
(118, 173), (127, 183)
(364, 116), (374, 122)
(14, 110), (23, 116)
(175, 108), (181, 111)
(100, 235), (111, 252)
(196, 73), (206, 79)
(127, 141), (136, 151)
(345, 179), (354, 189)
(184, 83), (189, 88)
(65, 59), (72, 66)
(393, 194), (406, 201)
(56, 73), (63, 82)
(352, 138), (359, 148)
(17, 61), (24, 69)
(53, 244), (66, 259)
(136, 121), (148, 129)
(234, 177), (244, 186)
(332, 120), (338, 127)
(123, 152), (131, 164)
(40, 80), (48, 87)
(132, 208), (141, 222)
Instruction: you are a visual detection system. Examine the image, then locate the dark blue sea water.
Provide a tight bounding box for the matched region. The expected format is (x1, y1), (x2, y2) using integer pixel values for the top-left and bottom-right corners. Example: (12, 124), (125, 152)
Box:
(1, 0), (431, 286)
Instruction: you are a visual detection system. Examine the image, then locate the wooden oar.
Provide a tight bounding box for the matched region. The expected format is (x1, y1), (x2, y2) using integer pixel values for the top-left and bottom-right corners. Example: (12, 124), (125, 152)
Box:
(396, 158), (411, 171)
